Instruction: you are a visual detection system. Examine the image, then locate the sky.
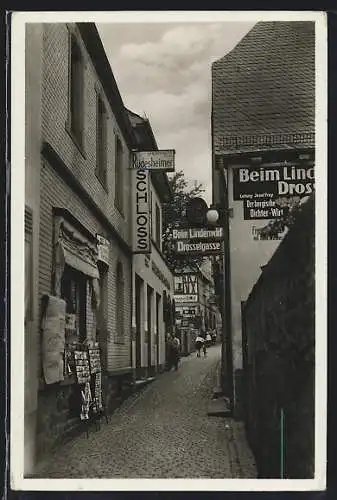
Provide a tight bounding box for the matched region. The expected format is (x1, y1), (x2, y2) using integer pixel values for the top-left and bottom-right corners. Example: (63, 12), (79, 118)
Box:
(97, 21), (255, 204)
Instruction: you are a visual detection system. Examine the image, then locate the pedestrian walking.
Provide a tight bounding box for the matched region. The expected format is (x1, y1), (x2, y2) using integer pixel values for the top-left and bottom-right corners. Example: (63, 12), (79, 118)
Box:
(168, 333), (181, 371)
(195, 335), (204, 358)
(206, 331), (212, 348)
(202, 341), (208, 358)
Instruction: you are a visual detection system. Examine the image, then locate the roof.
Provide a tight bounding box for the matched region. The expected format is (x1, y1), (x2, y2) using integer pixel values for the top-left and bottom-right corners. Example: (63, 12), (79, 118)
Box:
(212, 21), (315, 155)
(126, 109), (173, 203)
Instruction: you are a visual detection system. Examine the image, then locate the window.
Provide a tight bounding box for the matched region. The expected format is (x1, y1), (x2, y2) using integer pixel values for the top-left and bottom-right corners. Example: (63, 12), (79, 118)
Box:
(61, 266), (87, 342)
(155, 202), (161, 246)
(69, 34), (84, 146)
(116, 262), (125, 343)
(96, 93), (107, 188)
(114, 136), (124, 213)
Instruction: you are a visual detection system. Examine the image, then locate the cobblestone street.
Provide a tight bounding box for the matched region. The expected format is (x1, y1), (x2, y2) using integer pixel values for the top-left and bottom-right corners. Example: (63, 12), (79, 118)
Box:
(34, 345), (256, 478)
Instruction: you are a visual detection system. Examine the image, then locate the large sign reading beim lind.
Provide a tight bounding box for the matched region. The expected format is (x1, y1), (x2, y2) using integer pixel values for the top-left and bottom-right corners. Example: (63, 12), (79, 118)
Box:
(132, 150), (175, 172)
(131, 169), (151, 253)
(233, 164), (315, 220)
(172, 227), (223, 256)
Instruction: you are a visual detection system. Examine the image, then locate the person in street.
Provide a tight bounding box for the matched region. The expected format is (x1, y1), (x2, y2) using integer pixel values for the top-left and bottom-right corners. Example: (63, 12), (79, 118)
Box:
(195, 334), (204, 358)
(206, 330), (212, 347)
(168, 333), (180, 371)
(202, 341), (208, 358)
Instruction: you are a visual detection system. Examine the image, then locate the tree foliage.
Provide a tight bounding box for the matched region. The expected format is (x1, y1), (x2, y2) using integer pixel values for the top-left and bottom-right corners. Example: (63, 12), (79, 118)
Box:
(162, 170), (207, 272)
(258, 196), (304, 239)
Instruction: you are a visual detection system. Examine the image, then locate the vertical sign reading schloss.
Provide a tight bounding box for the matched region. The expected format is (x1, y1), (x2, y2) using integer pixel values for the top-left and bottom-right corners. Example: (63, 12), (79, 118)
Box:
(131, 169), (151, 253)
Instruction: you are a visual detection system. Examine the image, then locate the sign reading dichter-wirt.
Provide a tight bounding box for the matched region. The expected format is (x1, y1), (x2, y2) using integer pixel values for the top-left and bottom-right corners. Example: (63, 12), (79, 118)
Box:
(233, 164), (315, 201)
(132, 150), (175, 172)
(131, 169), (151, 253)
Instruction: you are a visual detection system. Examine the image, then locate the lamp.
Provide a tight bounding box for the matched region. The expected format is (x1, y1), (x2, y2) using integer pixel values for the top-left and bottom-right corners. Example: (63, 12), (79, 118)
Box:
(206, 208), (219, 225)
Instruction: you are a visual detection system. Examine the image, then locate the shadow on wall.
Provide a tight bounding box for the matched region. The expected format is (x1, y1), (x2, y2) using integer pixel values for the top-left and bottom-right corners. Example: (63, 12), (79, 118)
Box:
(241, 195), (315, 479)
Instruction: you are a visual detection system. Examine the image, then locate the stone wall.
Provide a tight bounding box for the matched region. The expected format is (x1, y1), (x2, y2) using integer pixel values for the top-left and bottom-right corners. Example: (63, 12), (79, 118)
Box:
(242, 195), (315, 478)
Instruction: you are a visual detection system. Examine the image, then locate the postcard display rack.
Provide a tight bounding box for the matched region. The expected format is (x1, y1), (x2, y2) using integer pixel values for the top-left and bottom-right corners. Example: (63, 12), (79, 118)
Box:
(70, 341), (106, 433)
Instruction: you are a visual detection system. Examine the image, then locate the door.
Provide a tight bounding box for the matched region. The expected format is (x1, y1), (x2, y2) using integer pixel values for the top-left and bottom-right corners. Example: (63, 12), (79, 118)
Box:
(147, 285), (153, 371)
(135, 275), (142, 371)
(156, 293), (161, 368)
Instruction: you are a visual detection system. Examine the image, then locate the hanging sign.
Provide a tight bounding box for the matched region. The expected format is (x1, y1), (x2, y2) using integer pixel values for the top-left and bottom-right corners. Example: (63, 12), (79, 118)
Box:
(131, 169), (151, 253)
(233, 164), (315, 201)
(175, 240), (222, 256)
(97, 234), (110, 266)
(131, 150), (175, 172)
(174, 294), (198, 303)
(171, 227), (223, 240)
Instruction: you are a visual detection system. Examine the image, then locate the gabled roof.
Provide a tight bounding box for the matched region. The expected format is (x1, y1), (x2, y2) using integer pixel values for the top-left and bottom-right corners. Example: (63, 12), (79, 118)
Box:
(212, 21), (315, 155)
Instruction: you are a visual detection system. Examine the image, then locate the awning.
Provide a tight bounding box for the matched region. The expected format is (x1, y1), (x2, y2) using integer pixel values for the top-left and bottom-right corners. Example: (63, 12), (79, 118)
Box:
(58, 241), (100, 279)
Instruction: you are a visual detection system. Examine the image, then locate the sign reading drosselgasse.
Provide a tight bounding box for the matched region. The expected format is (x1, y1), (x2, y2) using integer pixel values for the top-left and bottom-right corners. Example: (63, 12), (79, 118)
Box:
(233, 164), (315, 201)
(175, 240), (222, 255)
(132, 150), (175, 172)
(131, 169), (151, 253)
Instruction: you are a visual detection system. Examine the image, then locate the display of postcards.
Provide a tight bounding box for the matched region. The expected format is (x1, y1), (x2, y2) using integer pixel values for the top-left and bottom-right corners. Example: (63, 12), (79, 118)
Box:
(74, 350), (91, 383)
(88, 348), (101, 374)
(80, 382), (92, 421)
(94, 372), (103, 410)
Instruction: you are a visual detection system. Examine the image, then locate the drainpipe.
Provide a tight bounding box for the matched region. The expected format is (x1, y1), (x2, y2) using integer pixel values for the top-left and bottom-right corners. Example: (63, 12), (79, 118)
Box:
(219, 161), (234, 413)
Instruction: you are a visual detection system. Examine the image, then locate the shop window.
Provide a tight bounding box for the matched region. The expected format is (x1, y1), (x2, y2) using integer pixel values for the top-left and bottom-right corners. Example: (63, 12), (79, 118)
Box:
(114, 136), (124, 214)
(61, 265), (87, 342)
(68, 33), (84, 147)
(96, 93), (107, 188)
(116, 261), (125, 343)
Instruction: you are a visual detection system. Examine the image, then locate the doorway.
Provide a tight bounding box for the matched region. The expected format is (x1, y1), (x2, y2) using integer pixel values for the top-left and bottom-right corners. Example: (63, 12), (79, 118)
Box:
(156, 293), (161, 369)
(135, 275), (143, 373)
(147, 285), (153, 373)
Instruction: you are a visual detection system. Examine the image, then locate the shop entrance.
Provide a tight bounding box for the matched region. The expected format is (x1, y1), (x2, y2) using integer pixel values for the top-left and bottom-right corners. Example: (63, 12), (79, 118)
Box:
(147, 285), (153, 373)
(156, 293), (161, 369)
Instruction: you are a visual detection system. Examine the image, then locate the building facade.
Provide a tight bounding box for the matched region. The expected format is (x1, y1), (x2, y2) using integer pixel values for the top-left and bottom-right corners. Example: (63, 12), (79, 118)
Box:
(25, 22), (143, 471)
(211, 21), (315, 411)
(128, 110), (175, 378)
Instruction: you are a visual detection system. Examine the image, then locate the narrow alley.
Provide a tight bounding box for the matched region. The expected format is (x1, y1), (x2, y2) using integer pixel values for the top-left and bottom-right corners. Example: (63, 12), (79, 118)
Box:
(34, 345), (256, 479)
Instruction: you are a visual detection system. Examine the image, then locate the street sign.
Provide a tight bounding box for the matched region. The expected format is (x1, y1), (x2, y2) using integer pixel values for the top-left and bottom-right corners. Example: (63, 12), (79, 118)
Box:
(131, 150), (175, 171)
(172, 227), (223, 240)
(175, 240), (222, 256)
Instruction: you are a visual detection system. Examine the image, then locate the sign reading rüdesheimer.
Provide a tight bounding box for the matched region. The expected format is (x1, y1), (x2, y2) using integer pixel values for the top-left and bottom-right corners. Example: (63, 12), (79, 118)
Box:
(131, 169), (151, 253)
(132, 150), (175, 172)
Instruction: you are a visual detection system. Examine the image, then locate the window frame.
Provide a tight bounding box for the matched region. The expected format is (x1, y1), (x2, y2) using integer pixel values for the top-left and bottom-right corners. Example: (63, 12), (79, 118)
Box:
(155, 202), (161, 247)
(66, 30), (85, 156)
(95, 90), (108, 190)
(61, 265), (87, 343)
(114, 135), (124, 216)
(115, 261), (125, 344)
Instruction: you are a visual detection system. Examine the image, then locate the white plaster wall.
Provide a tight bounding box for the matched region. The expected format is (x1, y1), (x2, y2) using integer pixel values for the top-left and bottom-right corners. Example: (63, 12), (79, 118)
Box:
(228, 165), (282, 370)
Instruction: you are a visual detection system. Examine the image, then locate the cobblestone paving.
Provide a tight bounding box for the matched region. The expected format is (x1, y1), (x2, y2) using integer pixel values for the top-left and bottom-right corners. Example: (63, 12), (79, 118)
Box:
(35, 345), (257, 478)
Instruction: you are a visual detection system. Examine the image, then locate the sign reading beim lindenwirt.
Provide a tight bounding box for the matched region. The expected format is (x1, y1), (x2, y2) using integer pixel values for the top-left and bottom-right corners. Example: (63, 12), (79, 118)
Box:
(233, 164), (315, 220)
(172, 227), (223, 256)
